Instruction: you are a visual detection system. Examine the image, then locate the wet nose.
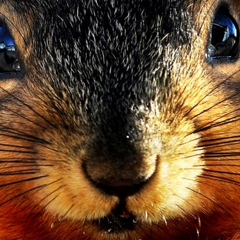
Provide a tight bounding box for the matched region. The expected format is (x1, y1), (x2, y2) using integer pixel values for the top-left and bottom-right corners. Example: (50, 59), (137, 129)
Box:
(83, 154), (158, 197)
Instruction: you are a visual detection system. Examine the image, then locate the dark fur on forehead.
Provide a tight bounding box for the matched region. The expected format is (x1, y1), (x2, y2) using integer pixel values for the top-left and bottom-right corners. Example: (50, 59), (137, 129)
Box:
(15, 1), (194, 71)
(12, 0), (194, 125)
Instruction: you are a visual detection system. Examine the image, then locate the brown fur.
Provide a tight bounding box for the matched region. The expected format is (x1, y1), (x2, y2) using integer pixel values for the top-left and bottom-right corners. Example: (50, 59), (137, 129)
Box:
(0, 0), (240, 239)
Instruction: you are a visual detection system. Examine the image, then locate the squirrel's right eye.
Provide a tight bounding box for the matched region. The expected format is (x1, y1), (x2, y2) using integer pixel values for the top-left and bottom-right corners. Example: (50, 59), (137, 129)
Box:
(0, 25), (23, 78)
(207, 10), (239, 61)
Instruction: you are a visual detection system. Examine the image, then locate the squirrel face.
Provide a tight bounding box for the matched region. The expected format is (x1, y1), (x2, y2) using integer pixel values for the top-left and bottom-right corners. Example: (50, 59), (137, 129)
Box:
(0, 0), (240, 239)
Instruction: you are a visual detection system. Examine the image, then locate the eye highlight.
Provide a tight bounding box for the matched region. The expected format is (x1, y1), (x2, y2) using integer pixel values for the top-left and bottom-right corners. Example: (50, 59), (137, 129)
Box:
(0, 24), (23, 78)
(207, 10), (239, 61)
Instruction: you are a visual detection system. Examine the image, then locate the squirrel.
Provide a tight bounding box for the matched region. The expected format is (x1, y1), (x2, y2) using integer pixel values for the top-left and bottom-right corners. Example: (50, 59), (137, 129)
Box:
(0, 0), (240, 239)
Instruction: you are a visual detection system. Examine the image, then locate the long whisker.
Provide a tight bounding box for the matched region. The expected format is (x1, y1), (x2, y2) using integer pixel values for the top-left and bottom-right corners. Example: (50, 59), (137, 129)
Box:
(0, 175), (48, 189)
(199, 174), (240, 186)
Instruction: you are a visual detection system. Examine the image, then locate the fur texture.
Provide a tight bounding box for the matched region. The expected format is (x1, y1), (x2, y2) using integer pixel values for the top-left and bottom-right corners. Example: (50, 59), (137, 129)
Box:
(0, 0), (240, 239)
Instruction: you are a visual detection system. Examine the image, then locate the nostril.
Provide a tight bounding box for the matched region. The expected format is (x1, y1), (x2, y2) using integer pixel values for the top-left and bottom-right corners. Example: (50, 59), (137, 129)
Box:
(83, 161), (156, 197)
(91, 180), (148, 197)
(83, 163), (154, 197)
(83, 155), (158, 197)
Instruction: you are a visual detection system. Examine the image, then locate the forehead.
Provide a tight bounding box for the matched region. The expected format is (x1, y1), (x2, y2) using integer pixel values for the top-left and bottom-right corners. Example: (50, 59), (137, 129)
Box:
(10, 0), (195, 24)
(6, 0), (240, 27)
(13, 0), (195, 44)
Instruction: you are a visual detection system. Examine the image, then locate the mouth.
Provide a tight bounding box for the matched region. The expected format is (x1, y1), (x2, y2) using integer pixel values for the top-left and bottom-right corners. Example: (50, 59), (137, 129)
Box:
(92, 200), (138, 234)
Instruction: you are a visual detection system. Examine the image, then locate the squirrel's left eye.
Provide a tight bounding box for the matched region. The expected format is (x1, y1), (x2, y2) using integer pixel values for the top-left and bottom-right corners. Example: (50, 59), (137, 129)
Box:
(0, 25), (23, 78)
(207, 11), (239, 60)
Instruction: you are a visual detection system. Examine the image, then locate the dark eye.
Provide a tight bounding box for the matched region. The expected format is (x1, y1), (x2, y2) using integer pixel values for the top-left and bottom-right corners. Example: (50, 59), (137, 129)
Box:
(207, 11), (239, 60)
(0, 25), (23, 78)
